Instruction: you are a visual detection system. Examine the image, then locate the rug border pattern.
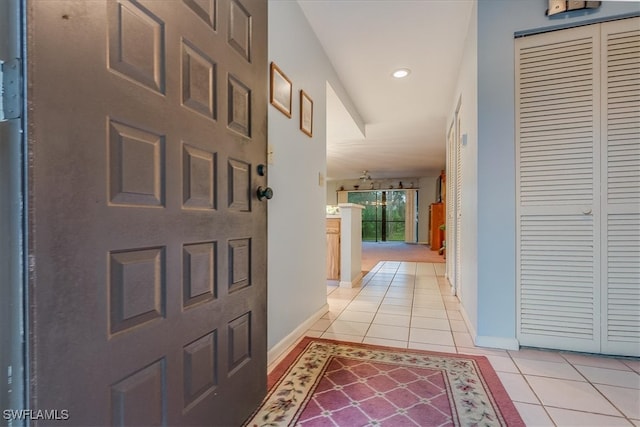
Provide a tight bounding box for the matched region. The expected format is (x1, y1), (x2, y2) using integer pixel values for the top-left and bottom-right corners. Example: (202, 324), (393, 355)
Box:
(245, 337), (525, 427)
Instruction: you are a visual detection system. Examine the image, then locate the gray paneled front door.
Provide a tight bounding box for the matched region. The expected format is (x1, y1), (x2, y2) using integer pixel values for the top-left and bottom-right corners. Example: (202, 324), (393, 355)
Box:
(28, 1), (268, 425)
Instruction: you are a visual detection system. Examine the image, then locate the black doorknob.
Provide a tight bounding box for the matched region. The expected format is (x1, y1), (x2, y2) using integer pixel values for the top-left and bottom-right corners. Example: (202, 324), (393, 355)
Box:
(256, 186), (273, 201)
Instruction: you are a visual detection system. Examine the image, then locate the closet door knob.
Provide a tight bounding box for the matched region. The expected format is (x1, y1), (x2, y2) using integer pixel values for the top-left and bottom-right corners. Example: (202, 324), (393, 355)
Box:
(582, 207), (592, 215)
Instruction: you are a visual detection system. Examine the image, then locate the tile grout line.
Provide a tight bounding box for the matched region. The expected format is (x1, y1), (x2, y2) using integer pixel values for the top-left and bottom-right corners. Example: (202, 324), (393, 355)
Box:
(362, 261), (399, 343)
(503, 348), (556, 424)
(322, 261), (640, 425)
(506, 351), (637, 424)
(407, 261), (418, 349)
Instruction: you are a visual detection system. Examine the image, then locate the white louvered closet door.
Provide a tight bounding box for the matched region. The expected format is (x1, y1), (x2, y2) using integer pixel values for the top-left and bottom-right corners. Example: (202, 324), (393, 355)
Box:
(446, 123), (456, 286)
(600, 18), (640, 357)
(455, 107), (463, 298)
(517, 17), (640, 356)
(516, 25), (602, 353)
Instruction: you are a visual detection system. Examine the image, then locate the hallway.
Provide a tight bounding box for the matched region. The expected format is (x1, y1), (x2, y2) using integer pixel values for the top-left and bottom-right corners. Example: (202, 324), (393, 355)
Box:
(360, 242), (444, 272)
(271, 261), (640, 426)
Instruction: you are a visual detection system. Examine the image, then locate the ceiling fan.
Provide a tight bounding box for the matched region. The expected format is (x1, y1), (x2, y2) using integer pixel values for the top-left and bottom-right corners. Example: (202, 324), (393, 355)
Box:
(359, 170), (372, 182)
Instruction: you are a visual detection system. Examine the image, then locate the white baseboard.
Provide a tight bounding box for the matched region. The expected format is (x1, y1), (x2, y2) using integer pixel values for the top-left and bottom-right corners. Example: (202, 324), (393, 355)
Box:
(267, 303), (329, 367)
(475, 335), (520, 351)
(340, 272), (363, 288)
(458, 300), (520, 351)
(442, 275), (457, 296)
(459, 302), (477, 340)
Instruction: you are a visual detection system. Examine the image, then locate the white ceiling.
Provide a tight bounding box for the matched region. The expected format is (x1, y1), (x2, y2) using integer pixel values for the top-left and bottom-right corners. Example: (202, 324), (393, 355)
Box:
(297, 0), (474, 181)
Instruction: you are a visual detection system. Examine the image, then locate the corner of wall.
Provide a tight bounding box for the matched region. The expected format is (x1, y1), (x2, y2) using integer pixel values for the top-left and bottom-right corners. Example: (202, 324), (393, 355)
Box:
(267, 303), (329, 366)
(267, 0), (363, 352)
(449, 0), (479, 336)
(475, 335), (520, 351)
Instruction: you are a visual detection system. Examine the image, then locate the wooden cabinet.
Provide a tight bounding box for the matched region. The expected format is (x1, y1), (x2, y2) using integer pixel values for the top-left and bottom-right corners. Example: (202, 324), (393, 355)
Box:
(429, 203), (445, 251)
(326, 218), (340, 280)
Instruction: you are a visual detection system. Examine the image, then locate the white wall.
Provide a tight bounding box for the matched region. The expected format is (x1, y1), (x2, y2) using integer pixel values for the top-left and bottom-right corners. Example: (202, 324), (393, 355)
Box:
(448, 1), (478, 338)
(267, 1), (362, 351)
(469, 0), (640, 348)
(326, 180), (338, 205)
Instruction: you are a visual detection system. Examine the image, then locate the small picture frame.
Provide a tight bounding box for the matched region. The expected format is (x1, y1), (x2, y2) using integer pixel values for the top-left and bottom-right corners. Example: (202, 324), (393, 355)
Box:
(270, 62), (292, 118)
(300, 90), (313, 137)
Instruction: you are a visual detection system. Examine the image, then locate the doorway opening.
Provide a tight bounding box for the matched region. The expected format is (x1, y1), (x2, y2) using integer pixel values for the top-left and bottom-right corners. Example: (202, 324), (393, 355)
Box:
(348, 191), (407, 242)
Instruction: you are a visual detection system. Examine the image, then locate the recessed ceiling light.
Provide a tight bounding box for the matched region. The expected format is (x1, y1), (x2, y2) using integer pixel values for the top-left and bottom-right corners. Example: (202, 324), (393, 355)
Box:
(392, 68), (411, 79)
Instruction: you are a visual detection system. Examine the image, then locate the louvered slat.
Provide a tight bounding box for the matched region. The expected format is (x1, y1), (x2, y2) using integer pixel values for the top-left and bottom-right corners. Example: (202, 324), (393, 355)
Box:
(606, 214), (640, 343)
(606, 27), (640, 204)
(520, 215), (595, 339)
(455, 110), (462, 295)
(519, 36), (594, 206)
(602, 20), (640, 356)
(446, 121), (457, 286)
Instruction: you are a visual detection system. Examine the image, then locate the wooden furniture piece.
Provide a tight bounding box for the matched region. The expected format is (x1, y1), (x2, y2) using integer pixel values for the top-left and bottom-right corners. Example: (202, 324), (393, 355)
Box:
(326, 218), (340, 280)
(429, 202), (445, 251)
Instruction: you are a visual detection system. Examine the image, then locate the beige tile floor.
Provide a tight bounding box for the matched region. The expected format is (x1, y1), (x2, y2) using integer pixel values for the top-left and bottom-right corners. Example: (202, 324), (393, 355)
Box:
(275, 261), (640, 427)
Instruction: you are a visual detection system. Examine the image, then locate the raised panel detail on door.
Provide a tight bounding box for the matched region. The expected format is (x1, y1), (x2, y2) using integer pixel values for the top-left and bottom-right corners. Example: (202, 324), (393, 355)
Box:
(228, 74), (251, 137)
(182, 144), (216, 210)
(111, 358), (166, 427)
(229, 238), (251, 293)
(228, 0), (251, 61)
(183, 242), (217, 308)
(181, 39), (217, 120)
(183, 0), (217, 30)
(108, 120), (165, 207)
(109, 247), (166, 335)
(183, 331), (218, 410)
(228, 158), (251, 211)
(108, 0), (165, 93)
(228, 312), (251, 375)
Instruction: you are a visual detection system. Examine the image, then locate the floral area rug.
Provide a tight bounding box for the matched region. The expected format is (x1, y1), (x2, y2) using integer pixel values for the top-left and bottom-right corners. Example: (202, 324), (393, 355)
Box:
(244, 337), (524, 427)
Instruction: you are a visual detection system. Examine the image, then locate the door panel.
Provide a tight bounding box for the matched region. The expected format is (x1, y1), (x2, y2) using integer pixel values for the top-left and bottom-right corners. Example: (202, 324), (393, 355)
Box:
(445, 122), (455, 286)
(28, 1), (267, 425)
(454, 105), (462, 298)
(516, 25), (601, 353)
(600, 18), (640, 357)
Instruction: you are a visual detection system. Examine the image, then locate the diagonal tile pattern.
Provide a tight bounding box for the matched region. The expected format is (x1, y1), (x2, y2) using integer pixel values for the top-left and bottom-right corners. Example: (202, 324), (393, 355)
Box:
(298, 357), (452, 426)
(272, 261), (640, 427)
